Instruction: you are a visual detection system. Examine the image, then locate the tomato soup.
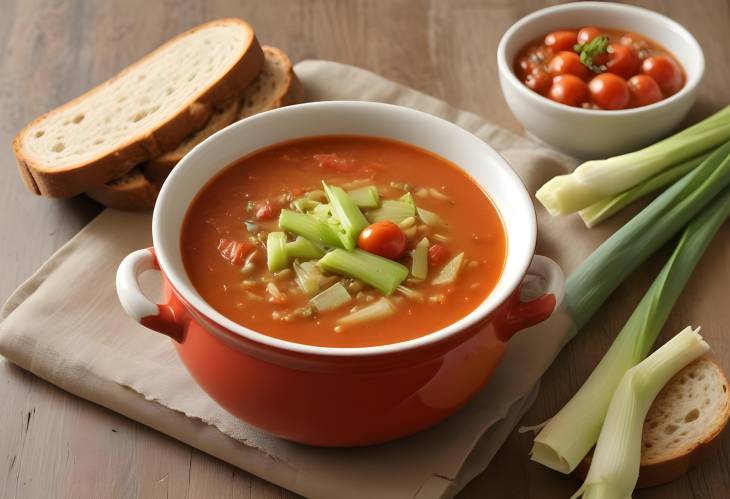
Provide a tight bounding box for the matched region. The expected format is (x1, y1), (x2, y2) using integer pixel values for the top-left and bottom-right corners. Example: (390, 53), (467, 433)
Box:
(181, 136), (506, 347)
(515, 26), (685, 110)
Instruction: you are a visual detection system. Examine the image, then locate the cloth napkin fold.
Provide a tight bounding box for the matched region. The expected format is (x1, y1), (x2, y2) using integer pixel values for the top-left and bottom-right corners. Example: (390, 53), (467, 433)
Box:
(0, 60), (614, 498)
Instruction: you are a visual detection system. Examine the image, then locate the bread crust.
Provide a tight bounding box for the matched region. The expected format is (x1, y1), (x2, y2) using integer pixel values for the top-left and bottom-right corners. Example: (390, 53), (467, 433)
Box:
(86, 170), (160, 211)
(13, 18), (264, 198)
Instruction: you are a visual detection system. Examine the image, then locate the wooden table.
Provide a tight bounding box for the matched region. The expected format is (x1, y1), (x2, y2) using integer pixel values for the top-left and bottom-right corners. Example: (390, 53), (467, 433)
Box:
(1, 1), (728, 497)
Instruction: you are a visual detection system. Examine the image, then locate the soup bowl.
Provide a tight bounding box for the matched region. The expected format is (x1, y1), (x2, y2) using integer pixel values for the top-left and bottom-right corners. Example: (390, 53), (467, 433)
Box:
(116, 101), (565, 446)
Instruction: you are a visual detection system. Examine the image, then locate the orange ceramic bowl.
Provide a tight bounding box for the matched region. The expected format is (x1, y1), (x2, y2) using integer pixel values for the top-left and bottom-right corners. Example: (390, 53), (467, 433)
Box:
(116, 102), (564, 446)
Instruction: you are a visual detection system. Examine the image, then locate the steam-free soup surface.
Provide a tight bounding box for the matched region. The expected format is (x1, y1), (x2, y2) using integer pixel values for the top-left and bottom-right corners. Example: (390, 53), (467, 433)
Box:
(181, 136), (506, 347)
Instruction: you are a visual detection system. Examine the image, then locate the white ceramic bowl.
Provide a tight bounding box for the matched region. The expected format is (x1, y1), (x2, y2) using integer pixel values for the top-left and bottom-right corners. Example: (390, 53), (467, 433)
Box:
(497, 1), (704, 159)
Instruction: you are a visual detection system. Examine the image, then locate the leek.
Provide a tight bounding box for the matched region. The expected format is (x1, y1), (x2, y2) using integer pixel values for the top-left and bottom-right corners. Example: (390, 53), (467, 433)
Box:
(417, 207), (446, 228)
(366, 200), (416, 224)
(310, 282), (351, 312)
(347, 186), (380, 208)
(532, 186), (730, 474)
(572, 327), (709, 499)
(319, 249), (408, 295)
(337, 298), (395, 327)
(432, 252), (465, 285)
(266, 232), (288, 272)
(410, 237), (429, 280)
(578, 154), (706, 228)
(567, 140), (730, 330)
(537, 105), (730, 215)
(286, 237), (325, 259)
(278, 209), (341, 248)
(293, 260), (325, 296)
(323, 182), (369, 250)
(400, 192), (415, 207)
(291, 197), (320, 213)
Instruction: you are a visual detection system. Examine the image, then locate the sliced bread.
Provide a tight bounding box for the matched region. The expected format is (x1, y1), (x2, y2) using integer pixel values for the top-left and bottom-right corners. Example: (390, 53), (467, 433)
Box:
(88, 46), (304, 210)
(86, 169), (160, 211)
(575, 357), (730, 488)
(13, 18), (264, 198)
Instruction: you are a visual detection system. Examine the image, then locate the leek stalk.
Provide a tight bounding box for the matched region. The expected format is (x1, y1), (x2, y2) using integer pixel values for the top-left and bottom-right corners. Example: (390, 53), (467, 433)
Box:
(432, 252), (465, 285)
(337, 298), (395, 327)
(323, 182), (369, 250)
(319, 249), (408, 295)
(572, 327), (709, 499)
(347, 186), (380, 208)
(278, 209), (341, 248)
(286, 237), (325, 259)
(366, 200), (416, 224)
(537, 105), (730, 215)
(532, 186), (730, 474)
(266, 232), (288, 272)
(310, 282), (351, 312)
(567, 140), (730, 330)
(410, 237), (429, 280)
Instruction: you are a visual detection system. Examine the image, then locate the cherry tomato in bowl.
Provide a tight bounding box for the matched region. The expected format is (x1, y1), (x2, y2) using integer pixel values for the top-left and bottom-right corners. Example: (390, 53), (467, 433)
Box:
(548, 51), (589, 79)
(642, 55), (683, 96)
(544, 30), (578, 52)
(577, 26), (601, 45)
(588, 73), (630, 110)
(548, 74), (588, 107)
(627, 74), (663, 107)
(357, 221), (407, 259)
(605, 44), (640, 79)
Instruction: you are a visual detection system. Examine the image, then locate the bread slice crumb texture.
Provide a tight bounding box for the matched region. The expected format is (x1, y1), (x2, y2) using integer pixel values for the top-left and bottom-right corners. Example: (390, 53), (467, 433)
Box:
(19, 21), (254, 170)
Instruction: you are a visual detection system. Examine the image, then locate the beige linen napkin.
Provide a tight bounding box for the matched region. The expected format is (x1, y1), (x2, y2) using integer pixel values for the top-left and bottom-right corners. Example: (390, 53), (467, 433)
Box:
(0, 61), (620, 498)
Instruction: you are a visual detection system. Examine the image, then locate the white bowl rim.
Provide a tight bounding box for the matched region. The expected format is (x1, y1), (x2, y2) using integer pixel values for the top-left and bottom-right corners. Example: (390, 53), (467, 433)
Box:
(152, 101), (537, 358)
(496, 1), (705, 116)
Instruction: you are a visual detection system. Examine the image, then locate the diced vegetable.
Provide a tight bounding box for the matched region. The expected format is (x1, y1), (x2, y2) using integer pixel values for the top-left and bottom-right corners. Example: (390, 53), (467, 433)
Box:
(410, 237), (429, 280)
(278, 209), (341, 248)
(536, 105), (730, 216)
(311, 203), (332, 221)
(323, 182), (369, 250)
(396, 285), (424, 302)
(266, 232), (288, 272)
(432, 252), (465, 285)
(578, 154), (706, 228)
(256, 200), (281, 220)
(567, 140), (730, 330)
(573, 327), (709, 499)
(427, 243), (449, 267)
(357, 221), (407, 259)
(217, 238), (254, 265)
(399, 192), (415, 207)
(285, 237), (325, 259)
(347, 186), (380, 208)
(319, 249), (409, 295)
(305, 189), (327, 202)
(366, 200), (416, 224)
(310, 282), (352, 312)
(337, 298), (396, 327)
(293, 260), (325, 296)
(417, 207), (446, 227)
(292, 197), (321, 213)
(532, 187), (730, 474)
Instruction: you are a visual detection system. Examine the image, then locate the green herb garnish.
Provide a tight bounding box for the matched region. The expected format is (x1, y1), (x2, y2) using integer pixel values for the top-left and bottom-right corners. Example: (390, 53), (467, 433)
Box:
(574, 35), (609, 73)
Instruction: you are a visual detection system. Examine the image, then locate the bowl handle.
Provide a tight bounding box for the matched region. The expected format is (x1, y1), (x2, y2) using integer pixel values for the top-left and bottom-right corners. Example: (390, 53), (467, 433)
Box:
(498, 255), (565, 341)
(116, 247), (186, 342)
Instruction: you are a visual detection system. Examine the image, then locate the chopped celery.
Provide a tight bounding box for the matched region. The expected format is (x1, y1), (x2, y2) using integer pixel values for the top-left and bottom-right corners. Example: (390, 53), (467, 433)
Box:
(417, 207), (446, 227)
(347, 186), (380, 208)
(411, 237), (429, 280)
(312, 203), (332, 221)
(319, 249), (408, 295)
(293, 260), (325, 296)
(266, 232), (288, 272)
(286, 237), (325, 259)
(366, 200), (416, 224)
(432, 252), (465, 285)
(323, 182), (369, 250)
(292, 197), (321, 213)
(310, 282), (351, 312)
(278, 209), (341, 248)
(337, 298), (395, 327)
(399, 192), (415, 207)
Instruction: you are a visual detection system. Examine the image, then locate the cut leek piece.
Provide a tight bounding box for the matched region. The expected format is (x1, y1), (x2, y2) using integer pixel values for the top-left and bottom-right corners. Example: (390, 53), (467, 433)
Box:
(286, 237), (325, 259)
(417, 207), (446, 228)
(432, 252), (465, 285)
(293, 260), (325, 296)
(572, 327), (709, 499)
(366, 200), (416, 224)
(319, 249), (408, 295)
(399, 192), (415, 207)
(536, 105), (730, 216)
(532, 187), (730, 474)
(310, 282), (351, 312)
(578, 154), (706, 228)
(411, 237), (429, 280)
(337, 298), (395, 327)
(347, 186), (380, 208)
(323, 182), (369, 250)
(311, 203), (332, 221)
(266, 232), (288, 272)
(278, 209), (341, 248)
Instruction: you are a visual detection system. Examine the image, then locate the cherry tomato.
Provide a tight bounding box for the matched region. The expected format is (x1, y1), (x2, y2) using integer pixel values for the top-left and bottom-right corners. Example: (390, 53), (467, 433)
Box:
(605, 44), (640, 79)
(544, 30), (578, 52)
(588, 73), (630, 110)
(548, 51), (589, 79)
(428, 244), (450, 267)
(525, 67), (551, 94)
(641, 55), (683, 96)
(255, 200), (281, 220)
(548, 75), (588, 107)
(577, 26), (601, 45)
(627, 74), (663, 107)
(357, 221), (406, 259)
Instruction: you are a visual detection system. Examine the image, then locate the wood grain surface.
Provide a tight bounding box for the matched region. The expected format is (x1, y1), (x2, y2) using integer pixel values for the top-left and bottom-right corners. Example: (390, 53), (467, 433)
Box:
(1, 1), (728, 497)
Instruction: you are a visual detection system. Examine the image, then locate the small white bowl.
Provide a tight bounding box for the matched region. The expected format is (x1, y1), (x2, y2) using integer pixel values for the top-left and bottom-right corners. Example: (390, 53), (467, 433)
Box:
(497, 1), (704, 159)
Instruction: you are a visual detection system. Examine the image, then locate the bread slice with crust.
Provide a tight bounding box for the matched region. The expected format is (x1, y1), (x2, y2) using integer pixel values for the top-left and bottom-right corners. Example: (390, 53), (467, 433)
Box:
(88, 46), (304, 210)
(13, 18), (264, 198)
(575, 357), (730, 488)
